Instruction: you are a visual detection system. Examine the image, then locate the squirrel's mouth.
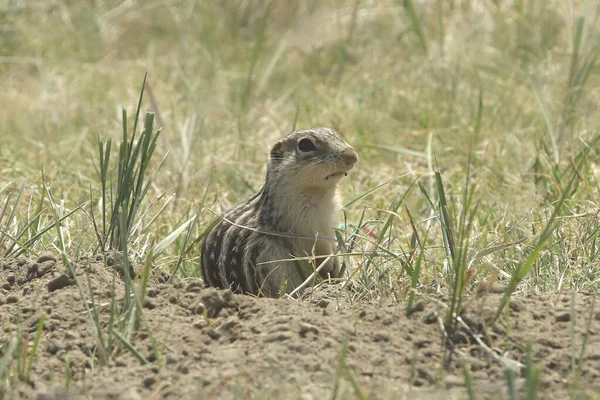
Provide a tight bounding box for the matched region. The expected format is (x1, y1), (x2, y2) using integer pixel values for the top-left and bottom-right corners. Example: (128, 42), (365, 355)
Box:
(325, 171), (348, 180)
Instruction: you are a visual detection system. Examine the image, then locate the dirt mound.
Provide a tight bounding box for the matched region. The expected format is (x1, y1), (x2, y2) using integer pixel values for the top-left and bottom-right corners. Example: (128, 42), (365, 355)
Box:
(1, 256), (599, 399)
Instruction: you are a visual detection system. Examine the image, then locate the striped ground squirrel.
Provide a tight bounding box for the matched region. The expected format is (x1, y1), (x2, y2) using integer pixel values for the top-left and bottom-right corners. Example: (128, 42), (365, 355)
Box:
(200, 127), (358, 297)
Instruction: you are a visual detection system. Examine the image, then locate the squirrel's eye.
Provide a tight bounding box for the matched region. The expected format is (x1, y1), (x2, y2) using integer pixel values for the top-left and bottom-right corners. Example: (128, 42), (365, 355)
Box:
(298, 138), (317, 152)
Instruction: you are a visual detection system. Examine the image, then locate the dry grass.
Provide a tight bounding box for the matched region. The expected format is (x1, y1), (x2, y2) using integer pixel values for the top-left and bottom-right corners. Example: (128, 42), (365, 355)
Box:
(2, 0), (600, 296)
(1, 0), (600, 396)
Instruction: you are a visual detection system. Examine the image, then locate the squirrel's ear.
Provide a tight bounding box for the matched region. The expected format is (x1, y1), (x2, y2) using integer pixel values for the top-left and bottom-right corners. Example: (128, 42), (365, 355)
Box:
(270, 142), (283, 161)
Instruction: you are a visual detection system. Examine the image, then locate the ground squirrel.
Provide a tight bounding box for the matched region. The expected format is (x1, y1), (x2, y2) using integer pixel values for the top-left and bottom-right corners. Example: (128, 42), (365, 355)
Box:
(200, 127), (358, 297)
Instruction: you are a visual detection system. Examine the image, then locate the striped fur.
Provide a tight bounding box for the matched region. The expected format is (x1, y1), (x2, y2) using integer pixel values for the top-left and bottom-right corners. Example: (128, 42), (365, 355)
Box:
(200, 128), (358, 297)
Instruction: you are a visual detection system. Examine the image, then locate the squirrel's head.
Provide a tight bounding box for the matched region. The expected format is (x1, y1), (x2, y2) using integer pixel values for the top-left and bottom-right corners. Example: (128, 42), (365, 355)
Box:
(268, 127), (358, 190)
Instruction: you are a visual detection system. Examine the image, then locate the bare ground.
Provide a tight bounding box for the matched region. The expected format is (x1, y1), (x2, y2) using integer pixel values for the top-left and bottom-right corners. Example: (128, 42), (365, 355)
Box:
(1, 255), (599, 399)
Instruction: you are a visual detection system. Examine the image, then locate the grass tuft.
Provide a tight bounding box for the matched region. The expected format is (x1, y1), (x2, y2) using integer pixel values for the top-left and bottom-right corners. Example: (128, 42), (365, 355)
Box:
(93, 74), (164, 253)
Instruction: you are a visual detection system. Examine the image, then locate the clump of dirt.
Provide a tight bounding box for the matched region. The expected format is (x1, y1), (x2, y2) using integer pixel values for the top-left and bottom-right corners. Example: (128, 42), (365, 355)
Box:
(1, 255), (599, 399)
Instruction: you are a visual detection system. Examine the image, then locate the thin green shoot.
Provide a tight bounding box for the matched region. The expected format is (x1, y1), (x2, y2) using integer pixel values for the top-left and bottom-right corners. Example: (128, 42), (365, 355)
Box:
(462, 361), (475, 400)
(111, 328), (150, 365)
(400, 0), (428, 53)
(24, 313), (45, 381)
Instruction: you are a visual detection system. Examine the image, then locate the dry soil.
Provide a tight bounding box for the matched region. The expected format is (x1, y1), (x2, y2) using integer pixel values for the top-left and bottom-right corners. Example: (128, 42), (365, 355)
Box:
(1, 255), (599, 399)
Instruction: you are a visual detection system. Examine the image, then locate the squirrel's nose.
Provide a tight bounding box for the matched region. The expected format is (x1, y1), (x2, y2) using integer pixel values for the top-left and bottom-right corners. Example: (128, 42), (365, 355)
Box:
(341, 148), (358, 166)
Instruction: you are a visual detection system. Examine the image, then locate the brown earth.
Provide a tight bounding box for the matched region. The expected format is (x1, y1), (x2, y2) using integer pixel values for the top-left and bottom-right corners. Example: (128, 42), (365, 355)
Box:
(1, 255), (599, 399)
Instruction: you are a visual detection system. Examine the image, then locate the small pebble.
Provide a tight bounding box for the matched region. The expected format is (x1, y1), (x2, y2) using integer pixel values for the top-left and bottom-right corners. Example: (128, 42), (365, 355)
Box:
(28, 315), (43, 328)
(200, 289), (228, 318)
(217, 317), (239, 333)
(143, 299), (156, 309)
(555, 312), (571, 322)
(410, 301), (425, 313)
(509, 299), (524, 312)
(7, 274), (16, 285)
(47, 274), (73, 292)
(444, 375), (465, 388)
(268, 325), (290, 333)
(46, 341), (62, 355)
(205, 328), (221, 340)
(299, 322), (319, 337)
(316, 299), (330, 308)
(38, 261), (56, 277)
(105, 254), (118, 266)
(143, 376), (156, 388)
(186, 281), (203, 292)
(166, 354), (178, 365)
(264, 332), (292, 343)
(532, 312), (544, 320)
(37, 252), (57, 264)
(6, 294), (19, 304)
(178, 364), (189, 374)
(193, 319), (207, 329)
(65, 331), (78, 340)
(26, 264), (38, 281)
(371, 356), (385, 366)
(414, 339), (431, 349)
(221, 289), (233, 302)
(288, 343), (311, 354)
(374, 333), (390, 342)
(17, 256), (28, 266)
(189, 301), (205, 315)
(422, 311), (438, 324)
(537, 337), (562, 349)
(416, 367), (435, 383)
(491, 324), (505, 336)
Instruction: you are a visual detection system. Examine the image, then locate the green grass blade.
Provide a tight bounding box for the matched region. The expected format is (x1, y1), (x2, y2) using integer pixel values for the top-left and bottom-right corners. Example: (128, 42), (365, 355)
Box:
(401, 0), (428, 53)
(110, 328), (149, 365)
(406, 246), (423, 316)
(131, 72), (148, 144)
(151, 215), (195, 260)
(492, 142), (587, 323)
(504, 368), (517, 400)
(0, 337), (17, 379)
(25, 313), (46, 380)
(364, 144), (427, 159)
(345, 178), (400, 208)
(462, 362), (475, 400)
(240, 4), (270, 112)
(532, 76), (559, 164)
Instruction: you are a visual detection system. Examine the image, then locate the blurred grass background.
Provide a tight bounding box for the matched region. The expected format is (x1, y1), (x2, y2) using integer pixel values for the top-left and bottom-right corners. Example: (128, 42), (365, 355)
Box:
(1, 0), (599, 294)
